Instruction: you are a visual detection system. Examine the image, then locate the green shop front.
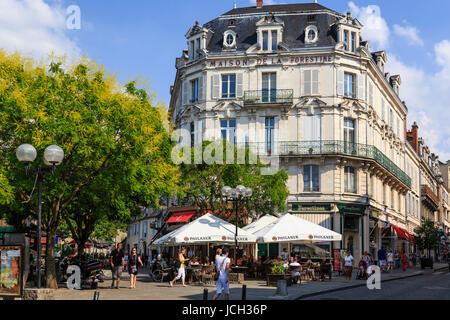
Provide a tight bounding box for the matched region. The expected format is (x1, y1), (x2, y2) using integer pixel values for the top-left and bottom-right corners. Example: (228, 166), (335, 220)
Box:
(286, 203), (369, 262)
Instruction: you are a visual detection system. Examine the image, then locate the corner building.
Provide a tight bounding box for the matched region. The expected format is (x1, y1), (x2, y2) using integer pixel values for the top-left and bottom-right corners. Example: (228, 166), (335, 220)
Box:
(169, 2), (414, 262)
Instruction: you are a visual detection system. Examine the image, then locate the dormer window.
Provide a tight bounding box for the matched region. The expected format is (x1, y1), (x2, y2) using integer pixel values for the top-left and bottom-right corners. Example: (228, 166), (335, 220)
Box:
(305, 25), (318, 44)
(256, 14), (284, 53)
(261, 30), (279, 51)
(223, 30), (237, 49)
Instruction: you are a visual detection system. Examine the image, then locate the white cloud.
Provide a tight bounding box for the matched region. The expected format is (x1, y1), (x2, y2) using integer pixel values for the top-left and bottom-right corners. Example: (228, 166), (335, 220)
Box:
(348, 1), (390, 50)
(0, 0), (80, 59)
(387, 47), (450, 161)
(393, 24), (424, 46)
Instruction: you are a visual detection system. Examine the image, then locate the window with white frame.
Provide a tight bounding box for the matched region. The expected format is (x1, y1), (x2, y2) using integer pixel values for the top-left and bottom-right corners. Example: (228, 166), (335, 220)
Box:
(261, 30), (279, 52)
(265, 117), (275, 155)
(221, 119), (236, 144)
(262, 31), (269, 51)
(221, 74), (236, 98)
(262, 72), (277, 102)
(344, 167), (356, 193)
(343, 30), (349, 51)
(190, 78), (199, 103)
(305, 25), (319, 44)
(350, 32), (356, 52)
(304, 165), (320, 192)
(223, 30), (236, 48)
(344, 72), (356, 98)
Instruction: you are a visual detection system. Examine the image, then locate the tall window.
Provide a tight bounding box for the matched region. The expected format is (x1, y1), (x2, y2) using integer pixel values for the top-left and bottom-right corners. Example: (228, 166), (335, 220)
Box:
(344, 72), (355, 98)
(262, 72), (277, 103)
(344, 167), (356, 193)
(196, 38), (201, 59)
(191, 78), (199, 103)
(304, 165), (320, 192)
(221, 74), (236, 98)
(344, 119), (355, 143)
(265, 117), (275, 155)
(344, 30), (349, 51)
(221, 119), (236, 144)
(190, 40), (195, 60)
(190, 122), (195, 148)
(271, 31), (278, 51)
(262, 31), (269, 51)
(351, 32), (356, 52)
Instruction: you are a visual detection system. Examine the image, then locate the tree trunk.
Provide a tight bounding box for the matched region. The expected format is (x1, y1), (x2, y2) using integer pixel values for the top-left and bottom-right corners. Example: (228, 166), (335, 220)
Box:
(45, 230), (58, 289)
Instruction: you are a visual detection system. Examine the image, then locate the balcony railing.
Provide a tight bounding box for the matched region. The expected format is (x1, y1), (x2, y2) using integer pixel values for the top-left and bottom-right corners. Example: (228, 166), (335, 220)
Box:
(244, 89), (294, 105)
(235, 141), (411, 188)
(421, 185), (439, 206)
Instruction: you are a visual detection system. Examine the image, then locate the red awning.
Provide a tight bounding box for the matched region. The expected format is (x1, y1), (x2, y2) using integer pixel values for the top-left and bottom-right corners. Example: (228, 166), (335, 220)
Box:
(166, 211), (196, 224)
(391, 224), (413, 242)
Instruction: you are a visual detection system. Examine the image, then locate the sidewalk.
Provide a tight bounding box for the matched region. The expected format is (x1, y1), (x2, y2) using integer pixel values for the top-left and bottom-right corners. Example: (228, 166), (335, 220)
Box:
(49, 263), (447, 300)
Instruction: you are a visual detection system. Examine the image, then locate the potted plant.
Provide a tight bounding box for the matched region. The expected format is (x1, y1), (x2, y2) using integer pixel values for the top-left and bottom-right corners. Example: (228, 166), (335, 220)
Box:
(266, 261), (288, 287)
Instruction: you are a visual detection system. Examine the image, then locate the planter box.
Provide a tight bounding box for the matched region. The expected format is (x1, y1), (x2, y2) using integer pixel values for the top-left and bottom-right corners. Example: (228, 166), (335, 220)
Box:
(229, 273), (244, 284)
(421, 258), (433, 269)
(266, 274), (291, 287)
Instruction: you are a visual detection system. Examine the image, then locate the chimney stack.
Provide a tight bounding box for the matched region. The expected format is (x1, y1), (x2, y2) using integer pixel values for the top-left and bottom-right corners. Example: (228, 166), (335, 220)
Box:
(406, 122), (419, 154)
(257, 0), (263, 8)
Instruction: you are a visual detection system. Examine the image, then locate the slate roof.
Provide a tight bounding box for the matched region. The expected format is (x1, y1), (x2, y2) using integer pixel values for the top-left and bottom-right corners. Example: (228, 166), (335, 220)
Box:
(203, 3), (343, 53)
(222, 3), (343, 17)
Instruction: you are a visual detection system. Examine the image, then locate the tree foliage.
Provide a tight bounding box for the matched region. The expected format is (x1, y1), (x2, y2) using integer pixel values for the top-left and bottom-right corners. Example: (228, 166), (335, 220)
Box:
(0, 50), (178, 287)
(178, 141), (289, 223)
(414, 220), (440, 257)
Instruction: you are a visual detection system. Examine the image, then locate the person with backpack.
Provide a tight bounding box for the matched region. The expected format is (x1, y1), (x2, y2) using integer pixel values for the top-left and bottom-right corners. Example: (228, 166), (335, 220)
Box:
(169, 248), (189, 287)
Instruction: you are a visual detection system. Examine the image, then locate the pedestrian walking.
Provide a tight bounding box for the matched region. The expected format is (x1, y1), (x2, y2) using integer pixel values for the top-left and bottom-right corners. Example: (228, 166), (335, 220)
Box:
(402, 250), (408, 271)
(213, 247), (231, 300)
(387, 250), (394, 271)
(169, 248), (189, 287)
(378, 247), (387, 272)
(128, 248), (143, 289)
(110, 243), (124, 289)
(394, 250), (400, 269)
(344, 251), (354, 282)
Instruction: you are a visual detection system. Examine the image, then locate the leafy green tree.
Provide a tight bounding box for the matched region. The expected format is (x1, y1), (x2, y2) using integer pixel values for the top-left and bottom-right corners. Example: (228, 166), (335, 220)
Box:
(0, 51), (178, 288)
(414, 220), (440, 258)
(178, 140), (288, 224)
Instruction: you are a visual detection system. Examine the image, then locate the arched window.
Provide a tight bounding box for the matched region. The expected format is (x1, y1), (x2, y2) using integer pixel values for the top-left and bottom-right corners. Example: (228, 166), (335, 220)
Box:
(305, 25), (319, 44)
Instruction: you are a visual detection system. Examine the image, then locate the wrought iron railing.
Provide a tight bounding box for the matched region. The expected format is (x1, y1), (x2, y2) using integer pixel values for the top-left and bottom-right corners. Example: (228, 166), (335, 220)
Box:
(243, 89), (294, 105)
(235, 140), (411, 187)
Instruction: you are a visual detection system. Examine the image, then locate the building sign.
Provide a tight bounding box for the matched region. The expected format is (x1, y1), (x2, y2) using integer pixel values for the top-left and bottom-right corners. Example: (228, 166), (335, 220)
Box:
(338, 204), (365, 214)
(291, 204), (332, 212)
(207, 55), (334, 69)
(0, 246), (23, 298)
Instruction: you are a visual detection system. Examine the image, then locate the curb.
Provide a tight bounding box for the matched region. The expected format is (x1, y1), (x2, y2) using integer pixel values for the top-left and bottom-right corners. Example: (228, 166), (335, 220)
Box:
(433, 266), (449, 272)
(294, 271), (424, 300)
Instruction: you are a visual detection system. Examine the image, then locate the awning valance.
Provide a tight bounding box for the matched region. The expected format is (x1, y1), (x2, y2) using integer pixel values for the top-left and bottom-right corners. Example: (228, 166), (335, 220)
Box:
(391, 224), (414, 243)
(166, 211), (196, 224)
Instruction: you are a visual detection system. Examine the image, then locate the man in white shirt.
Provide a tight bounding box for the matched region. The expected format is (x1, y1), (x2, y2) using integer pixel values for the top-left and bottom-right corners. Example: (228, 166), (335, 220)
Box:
(281, 248), (288, 261)
(213, 247), (231, 300)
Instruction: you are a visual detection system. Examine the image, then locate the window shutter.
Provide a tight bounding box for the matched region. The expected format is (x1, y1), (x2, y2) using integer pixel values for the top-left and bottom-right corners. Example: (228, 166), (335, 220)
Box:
(236, 73), (243, 97)
(302, 115), (313, 141)
(198, 76), (203, 102)
(312, 70), (319, 95)
(303, 70), (312, 96)
(312, 113), (321, 141)
(337, 70), (344, 96)
(211, 74), (220, 99)
(358, 73), (364, 100)
(182, 80), (189, 105)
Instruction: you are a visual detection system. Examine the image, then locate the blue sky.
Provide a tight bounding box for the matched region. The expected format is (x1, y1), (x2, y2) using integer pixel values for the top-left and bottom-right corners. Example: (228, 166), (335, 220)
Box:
(0, 0), (449, 161)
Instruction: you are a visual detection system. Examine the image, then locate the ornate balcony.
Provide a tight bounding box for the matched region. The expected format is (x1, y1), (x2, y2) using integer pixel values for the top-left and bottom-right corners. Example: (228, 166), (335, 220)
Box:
(243, 89), (294, 106)
(421, 185), (439, 208)
(278, 141), (411, 187)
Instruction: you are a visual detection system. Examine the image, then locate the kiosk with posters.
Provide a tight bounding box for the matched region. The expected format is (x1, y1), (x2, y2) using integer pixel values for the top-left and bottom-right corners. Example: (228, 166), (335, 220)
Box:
(0, 246), (23, 299)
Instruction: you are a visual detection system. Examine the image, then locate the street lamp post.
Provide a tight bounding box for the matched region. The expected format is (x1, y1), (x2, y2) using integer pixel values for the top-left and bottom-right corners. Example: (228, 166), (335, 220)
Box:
(16, 144), (64, 289)
(221, 185), (252, 266)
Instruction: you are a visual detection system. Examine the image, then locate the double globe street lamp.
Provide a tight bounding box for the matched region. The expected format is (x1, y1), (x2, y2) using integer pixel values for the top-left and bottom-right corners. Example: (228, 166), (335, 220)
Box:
(221, 185), (252, 266)
(16, 144), (64, 288)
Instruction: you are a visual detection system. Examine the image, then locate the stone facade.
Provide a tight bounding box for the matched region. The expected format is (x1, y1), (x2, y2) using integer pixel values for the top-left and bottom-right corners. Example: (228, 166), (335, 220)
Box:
(168, 2), (445, 261)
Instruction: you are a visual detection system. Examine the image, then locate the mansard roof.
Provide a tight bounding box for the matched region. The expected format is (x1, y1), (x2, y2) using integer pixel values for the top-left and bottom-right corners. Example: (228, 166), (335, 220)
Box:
(221, 3), (343, 17)
(203, 5), (342, 53)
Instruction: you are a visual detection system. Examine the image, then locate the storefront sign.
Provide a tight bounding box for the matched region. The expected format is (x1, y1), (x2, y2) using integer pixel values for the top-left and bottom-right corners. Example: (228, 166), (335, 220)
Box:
(291, 204), (332, 212)
(207, 55), (334, 69)
(333, 249), (341, 271)
(338, 204), (366, 214)
(0, 246), (23, 298)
